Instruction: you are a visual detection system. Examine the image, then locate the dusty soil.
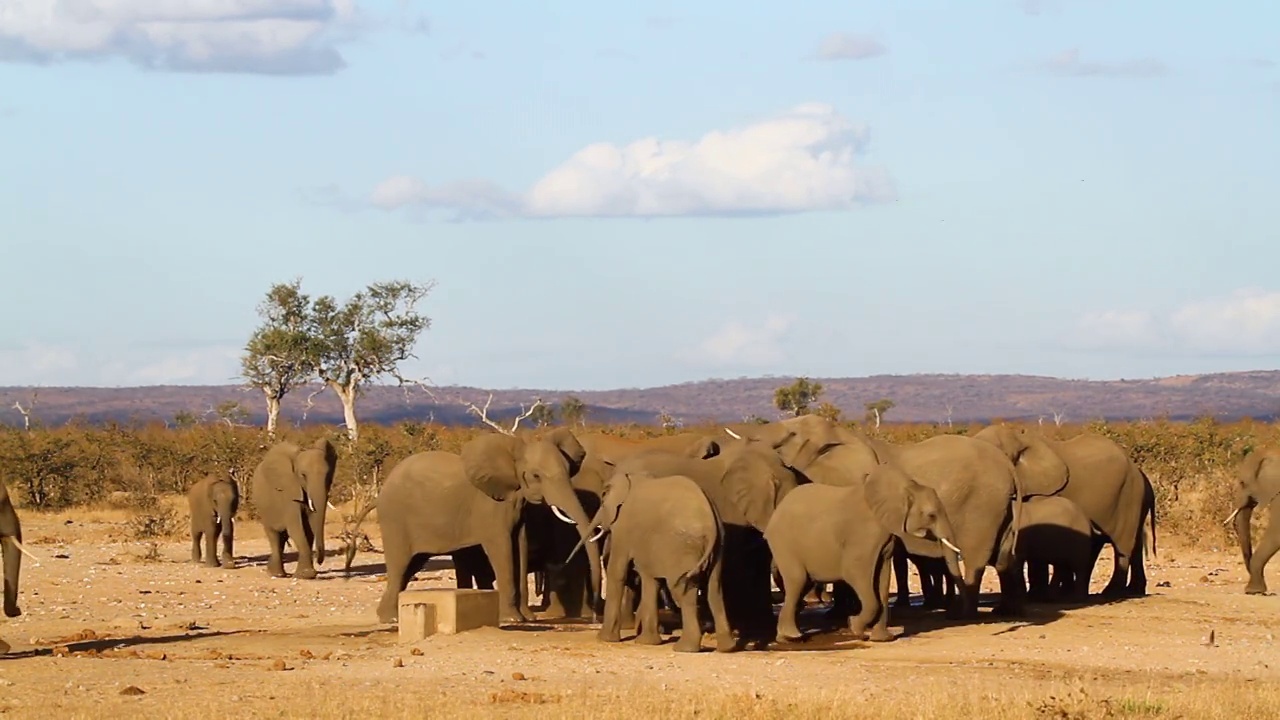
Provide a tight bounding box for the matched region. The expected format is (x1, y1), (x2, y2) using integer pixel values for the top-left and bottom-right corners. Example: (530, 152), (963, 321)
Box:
(1, 504), (1278, 719)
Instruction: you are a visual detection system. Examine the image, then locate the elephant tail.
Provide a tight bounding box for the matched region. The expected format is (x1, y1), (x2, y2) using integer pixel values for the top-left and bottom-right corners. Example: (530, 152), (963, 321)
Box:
(674, 510), (722, 598)
(343, 499), (378, 573)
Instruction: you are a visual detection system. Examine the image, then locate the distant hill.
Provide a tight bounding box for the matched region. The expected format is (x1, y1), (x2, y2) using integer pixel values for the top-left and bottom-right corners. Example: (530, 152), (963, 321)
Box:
(3, 370), (1280, 429)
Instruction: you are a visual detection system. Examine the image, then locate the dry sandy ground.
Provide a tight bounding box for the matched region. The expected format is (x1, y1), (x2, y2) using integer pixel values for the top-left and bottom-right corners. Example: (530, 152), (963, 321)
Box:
(1, 504), (1279, 719)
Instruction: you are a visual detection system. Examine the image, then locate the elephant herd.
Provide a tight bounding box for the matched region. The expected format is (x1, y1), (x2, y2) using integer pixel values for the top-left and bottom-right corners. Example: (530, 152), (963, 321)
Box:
(6, 416), (1277, 656)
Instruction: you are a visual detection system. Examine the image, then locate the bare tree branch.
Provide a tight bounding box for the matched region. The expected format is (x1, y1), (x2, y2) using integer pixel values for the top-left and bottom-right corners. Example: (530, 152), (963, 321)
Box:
(457, 392), (544, 436)
(11, 391), (35, 432)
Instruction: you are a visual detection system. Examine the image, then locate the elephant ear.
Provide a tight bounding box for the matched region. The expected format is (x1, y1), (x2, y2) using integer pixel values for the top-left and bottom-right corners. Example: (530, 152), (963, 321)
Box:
(461, 432), (524, 501)
(687, 436), (721, 460)
(261, 442), (305, 502)
(1012, 431), (1069, 498)
(864, 464), (911, 535)
(313, 437), (339, 488)
(599, 472), (634, 526)
(545, 427), (586, 476)
(722, 459), (777, 532)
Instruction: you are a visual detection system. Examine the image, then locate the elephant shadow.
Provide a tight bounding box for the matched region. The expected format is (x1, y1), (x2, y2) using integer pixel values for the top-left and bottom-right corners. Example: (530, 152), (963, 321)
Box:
(0, 629), (244, 660)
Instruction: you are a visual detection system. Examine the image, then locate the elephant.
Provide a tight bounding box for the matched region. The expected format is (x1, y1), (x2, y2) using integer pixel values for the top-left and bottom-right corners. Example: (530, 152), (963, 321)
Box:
(249, 437), (338, 580)
(892, 546), (956, 609)
(1011, 495), (1098, 602)
(344, 428), (601, 624)
(578, 431), (721, 467)
(186, 473), (240, 568)
(973, 424), (1154, 597)
(1227, 446), (1280, 594)
(728, 416), (1024, 619)
(565, 472), (735, 653)
(765, 462), (963, 644)
(609, 435), (801, 646)
(0, 480), (38, 619)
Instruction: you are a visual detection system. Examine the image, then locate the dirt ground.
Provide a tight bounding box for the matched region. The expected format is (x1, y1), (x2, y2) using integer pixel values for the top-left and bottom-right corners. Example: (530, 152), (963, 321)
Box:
(1, 503), (1278, 720)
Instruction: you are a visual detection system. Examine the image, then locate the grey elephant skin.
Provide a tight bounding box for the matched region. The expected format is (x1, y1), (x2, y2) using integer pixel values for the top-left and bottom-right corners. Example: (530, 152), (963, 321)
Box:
(973, 424), (1155, 597)
(1011, 495), (1097, 602)
(1228, 446), (1280, 594)
(345, 428), (601, 625)
(250, 437), (338, 580)
(187, 474), (240, 568)
(725, 416), (1023, 619)
(567, 472), (735, 653)
(0, 480), (35, 619)
(610, 435), (800, 646)
(765, 462), (962, 644)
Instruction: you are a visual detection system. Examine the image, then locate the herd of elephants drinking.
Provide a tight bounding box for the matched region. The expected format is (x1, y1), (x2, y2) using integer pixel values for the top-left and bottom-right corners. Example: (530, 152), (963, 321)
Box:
(3, 413), (1278, 653)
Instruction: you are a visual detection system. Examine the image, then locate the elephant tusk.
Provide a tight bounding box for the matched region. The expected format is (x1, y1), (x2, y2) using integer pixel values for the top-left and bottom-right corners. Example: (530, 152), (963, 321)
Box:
(587, 526), (607, 543)
(1223, 508), (1242, 526)
(327, 501), (337, 511)
(307, 497), (315, 513)
(10, 539), (41, 565)
(549, 505), (578, 525)
(723, 428), (742, 439)
(940, 537), (962, 555)
(214, 513), (221, 525)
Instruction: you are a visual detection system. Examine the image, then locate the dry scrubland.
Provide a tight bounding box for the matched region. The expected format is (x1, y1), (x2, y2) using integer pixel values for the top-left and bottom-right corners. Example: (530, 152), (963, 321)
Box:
(0, 417), (1279, 719)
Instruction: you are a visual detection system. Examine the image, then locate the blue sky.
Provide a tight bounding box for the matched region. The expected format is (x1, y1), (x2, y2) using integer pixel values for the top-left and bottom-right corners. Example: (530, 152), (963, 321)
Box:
(1, 0), (1277, 391)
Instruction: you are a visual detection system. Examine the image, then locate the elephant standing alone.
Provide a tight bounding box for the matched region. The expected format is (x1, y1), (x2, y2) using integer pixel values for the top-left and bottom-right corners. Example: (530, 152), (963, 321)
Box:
(1228, 446), (1280, 594)
(187, 473), (240, 568)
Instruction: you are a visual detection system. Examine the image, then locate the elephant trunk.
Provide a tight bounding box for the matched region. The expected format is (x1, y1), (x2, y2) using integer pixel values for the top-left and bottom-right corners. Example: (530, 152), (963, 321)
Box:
(933, 514), (964, 581)
(1232, 499), (1255, 567)
(307, 480), (328, 566)
(543, 481), (603, 615)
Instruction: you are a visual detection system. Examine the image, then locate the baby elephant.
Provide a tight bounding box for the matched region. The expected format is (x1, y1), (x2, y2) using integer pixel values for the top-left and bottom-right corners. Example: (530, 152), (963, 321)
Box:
(765, 462), (962, 644)
(1014, 495), (1097, 602)
(565, 472), (734, 653)
(187, 474), (240, 568)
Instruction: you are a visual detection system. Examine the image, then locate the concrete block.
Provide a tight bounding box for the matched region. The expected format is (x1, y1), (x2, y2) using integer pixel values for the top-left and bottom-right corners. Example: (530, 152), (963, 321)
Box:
(397, 598), (437, 644)
(398, 588), (499, 638)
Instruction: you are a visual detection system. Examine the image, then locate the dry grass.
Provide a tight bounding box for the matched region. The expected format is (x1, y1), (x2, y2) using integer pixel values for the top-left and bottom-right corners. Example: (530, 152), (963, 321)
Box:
(29, 679), (1280, 720)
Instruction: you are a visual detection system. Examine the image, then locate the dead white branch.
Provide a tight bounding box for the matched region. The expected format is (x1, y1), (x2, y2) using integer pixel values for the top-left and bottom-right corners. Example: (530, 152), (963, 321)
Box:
(459, 393), (544, 436)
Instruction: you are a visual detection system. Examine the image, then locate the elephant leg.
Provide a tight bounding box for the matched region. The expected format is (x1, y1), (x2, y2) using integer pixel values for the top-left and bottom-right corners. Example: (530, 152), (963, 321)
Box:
(634, 574), (663, 645)
(516, 524), (532, 618)
(993, 564), (1027, 617)
(479, 534), (528, 624)
(746, 552), (779, 647)
(1026, 559), (1051, 600)
(865, 546), (896, 642)
(775, 559), (810, 643)
(376, 545), (424, 624)
(202, 527), (219, 568)
(1246, 517), (1280, 595)
(219, 520), (236, 568)
(671, 580), (705, 653)
(705, 556), (737, 652)
(282, 509), (317, 579)
(891, 545), (912, 608)
(619, 572), (639, 630)
(264, 527), (288, 578)
(190, 522), (203, 564)
(843, 553), (886, 642)
(598, 551), (629, 643)
(1126, 528), (1148, 595)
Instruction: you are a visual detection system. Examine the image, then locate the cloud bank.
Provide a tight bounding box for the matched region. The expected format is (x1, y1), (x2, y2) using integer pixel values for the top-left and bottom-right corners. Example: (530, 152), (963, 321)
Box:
(0, 341), (241, 386)
(0, 0), (362, 75)
(1041, 48), (1169, 78)
(814, 33), (887, 61)
(370, 103), (896, 220)
(1072, 289), (1280, 356)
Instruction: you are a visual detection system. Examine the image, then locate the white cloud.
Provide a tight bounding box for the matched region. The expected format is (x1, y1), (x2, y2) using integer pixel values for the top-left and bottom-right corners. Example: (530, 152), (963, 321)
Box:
(369, 103), (896, 220)
(1041, 48), (1169, 78)
(814, 33), (887, 61)
(0, 342), (241, 386)
(0, 0), (362, 75)
(685, 314), (795, 367)
(1073, 288), (1280, 356)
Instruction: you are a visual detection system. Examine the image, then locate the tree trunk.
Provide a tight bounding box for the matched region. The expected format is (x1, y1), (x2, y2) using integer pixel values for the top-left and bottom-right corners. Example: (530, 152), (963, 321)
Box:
(332, 382), (359, 443)
(264, 391), (281, 439)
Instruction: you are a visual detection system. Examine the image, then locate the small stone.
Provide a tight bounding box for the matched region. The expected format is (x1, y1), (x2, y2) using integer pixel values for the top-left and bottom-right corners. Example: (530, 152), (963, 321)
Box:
(393, 658), (404, 668)
(119, 686), (146, 696)
(268, 659), (288, 671)
(511, 672), (526, 681)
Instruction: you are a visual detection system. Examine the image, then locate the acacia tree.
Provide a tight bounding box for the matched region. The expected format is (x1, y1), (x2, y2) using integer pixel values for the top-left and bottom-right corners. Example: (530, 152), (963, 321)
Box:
(774, 377), (824, 417)
(308, 279), (436, 443)
(559, 395), (586, 427)
(240, 278), (314, 438)
(864, 398), (896, 430)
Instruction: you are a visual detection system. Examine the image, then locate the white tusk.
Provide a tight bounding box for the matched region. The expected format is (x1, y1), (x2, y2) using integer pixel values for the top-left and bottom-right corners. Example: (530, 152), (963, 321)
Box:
(327, 501), (337, 510)
(1223, 508), (1242, 526)
(307, 497), (315, 513)
(723, 428), (742, 439)
(214, 513), (220, 525)
(550, 505), (578, 525)
(11, 539), (41, 565)
(587, 526), (607, 543)
(940, 537), (962, 555)
(957, 558), (966, 581)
